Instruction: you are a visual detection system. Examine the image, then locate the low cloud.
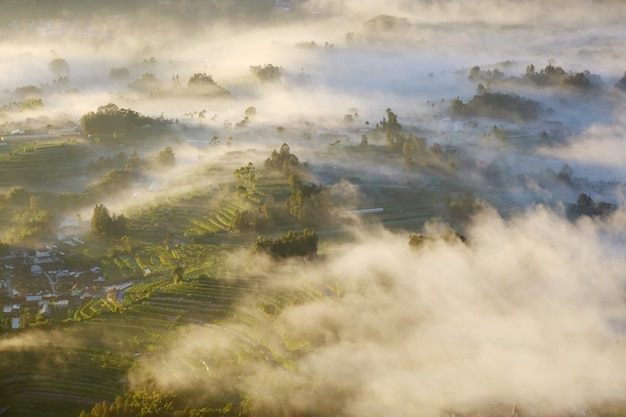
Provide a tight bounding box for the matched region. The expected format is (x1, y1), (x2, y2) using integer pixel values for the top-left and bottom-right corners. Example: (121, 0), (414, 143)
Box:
(133, 206), (626, 416)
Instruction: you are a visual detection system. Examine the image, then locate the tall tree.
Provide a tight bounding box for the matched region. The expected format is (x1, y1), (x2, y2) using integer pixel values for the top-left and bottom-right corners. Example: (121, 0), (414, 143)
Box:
(91, 204), (113, 236)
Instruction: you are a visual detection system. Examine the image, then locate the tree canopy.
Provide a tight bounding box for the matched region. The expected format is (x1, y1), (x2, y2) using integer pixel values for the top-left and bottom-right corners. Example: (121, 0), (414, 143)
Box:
(91, 203), (127, 237)
(80, 103), (161, 135)
(253, 228), (318, 259)
(264, 143), (301, 175)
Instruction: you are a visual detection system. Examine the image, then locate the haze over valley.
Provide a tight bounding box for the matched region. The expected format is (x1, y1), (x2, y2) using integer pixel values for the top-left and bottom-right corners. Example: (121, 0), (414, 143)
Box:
(1, 1), (626, 416)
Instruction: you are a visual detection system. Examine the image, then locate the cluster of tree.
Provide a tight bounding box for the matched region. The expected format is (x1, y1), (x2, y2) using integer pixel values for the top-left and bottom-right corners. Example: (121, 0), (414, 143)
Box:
(78, 389), (239, 417)
(376, 108), (402, 135)
(468, 63), (598, 90)
(295, 40), (318, 49)
(129, 72), (161, 94)
(374, 108), (451, 169)
(409, 230), (467, 248)
(187, 73), (231, 97)
(81, 169), (136, 203)
(448, 191), (485, 224)
(49, 58), (70, 76)
(468, 65), (505, 83)
(264, 143), (301, 176)
(0, 98), (43, 113)
(229, 208), (267, 233)
(158, 146), (176, 166)
(376, 108), (407, 151)
(12, 84), (42, 99)
(451, 92), (540, 121)
(286, 175), (331, 227)
(250, 64), (283, 82)
(91, 203), (128, 237)
(485, 125), (508, 141)
(79, 103), (163, 135)
(233, 162), (257, 194)
(363, 14), (412, 38)
(0, 188), (54, 243)
(87, 151), (138, 176)
(253, 228), (318, 259)
(523, 64), (595, 88)
(567, 193), (617, 220)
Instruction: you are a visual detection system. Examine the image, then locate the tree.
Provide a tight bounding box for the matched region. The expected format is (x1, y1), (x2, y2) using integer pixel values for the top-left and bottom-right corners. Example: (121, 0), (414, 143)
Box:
(129, 72), (161, 93)
(286, 175), (331, 226)
(173, 266), (184, 284)
(567, 193), (617, 220)
(253, 228), (318, 259)
(187, 73), (230, 97)
(233, 162), (257, 193)
(264, 143), (301, 175)
(80, 103), (158, 135)
(91, 204), (113, 236)
(49, 58), (69, 76)
(250, 64), (283, 82)
(158, 146), (175, 166)
(91, 204), (127, 237)
(448, 192), (484, 223)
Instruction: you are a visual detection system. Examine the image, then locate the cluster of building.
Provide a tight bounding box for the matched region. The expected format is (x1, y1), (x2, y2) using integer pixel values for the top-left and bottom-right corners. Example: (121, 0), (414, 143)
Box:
(0, 243), (107, 330)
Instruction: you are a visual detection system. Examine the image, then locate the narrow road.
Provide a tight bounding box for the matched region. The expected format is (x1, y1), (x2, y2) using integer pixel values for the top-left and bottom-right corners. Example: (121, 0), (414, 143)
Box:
(5, 278), (12, 298)
(41, 270), (56, 295)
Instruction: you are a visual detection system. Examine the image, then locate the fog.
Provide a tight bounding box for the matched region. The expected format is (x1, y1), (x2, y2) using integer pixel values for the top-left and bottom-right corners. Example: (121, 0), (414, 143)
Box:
(132, 209), (626, 417)
(3, 0), (626, 415)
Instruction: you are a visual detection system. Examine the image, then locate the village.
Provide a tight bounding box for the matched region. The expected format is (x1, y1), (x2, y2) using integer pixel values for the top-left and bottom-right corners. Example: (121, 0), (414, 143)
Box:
(0, 219), (135, 331)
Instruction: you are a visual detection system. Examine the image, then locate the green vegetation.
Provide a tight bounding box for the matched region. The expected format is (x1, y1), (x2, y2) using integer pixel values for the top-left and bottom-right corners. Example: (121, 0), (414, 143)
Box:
(250, 64), (283, 83)
(0, 98), (44, 113)
(451, 92), (540, 121)
(0, 0), (277, 26)
(468, 63), (598, 90)
(187, 73), (231, 97)
(91, 204), (128, 237)
(79, 103), (169, 135)
(567, 193), (617, 220)
(524, 64), (593, 88)
(253, 228), (318, 259)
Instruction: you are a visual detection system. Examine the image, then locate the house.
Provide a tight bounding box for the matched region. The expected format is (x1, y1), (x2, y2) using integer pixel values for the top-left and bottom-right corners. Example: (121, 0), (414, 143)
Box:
(54, 300), (69, 310)
(38, 301), (51, 317)
(55, 270), (70, 279)
(31, 265), (43, 275)
(25, 294), (43, 302)
(79, 288), (96, 300)
(11, 317), (20, 329)
(3, 305), (11, 314)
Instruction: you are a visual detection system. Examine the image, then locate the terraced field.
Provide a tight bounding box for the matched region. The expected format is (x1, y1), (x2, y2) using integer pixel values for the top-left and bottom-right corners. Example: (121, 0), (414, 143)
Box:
(0, 269), (267, 416)
(0, 139), (92, 193)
